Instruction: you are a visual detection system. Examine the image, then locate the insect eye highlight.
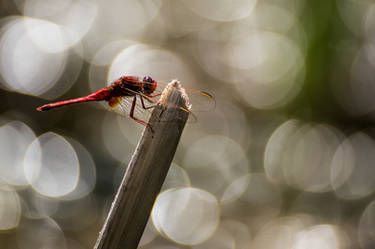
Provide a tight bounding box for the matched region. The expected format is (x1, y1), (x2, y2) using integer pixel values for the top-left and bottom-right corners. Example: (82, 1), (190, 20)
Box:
(143, 76), (154, 83)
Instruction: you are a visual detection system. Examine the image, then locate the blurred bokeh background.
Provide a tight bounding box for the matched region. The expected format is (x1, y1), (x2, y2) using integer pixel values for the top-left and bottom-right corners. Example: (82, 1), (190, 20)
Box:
(1, 0), (375, 248)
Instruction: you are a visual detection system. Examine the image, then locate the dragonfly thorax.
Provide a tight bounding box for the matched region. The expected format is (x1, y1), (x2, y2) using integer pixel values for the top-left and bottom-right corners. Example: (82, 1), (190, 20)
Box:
(108, 76), (156, 97)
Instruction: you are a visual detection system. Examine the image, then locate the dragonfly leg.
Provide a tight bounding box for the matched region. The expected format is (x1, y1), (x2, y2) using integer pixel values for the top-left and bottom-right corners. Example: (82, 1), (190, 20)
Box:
(126, 88), (158, 105)
(130, 96), (148, 126)
(140, 95), (157, 110)
(147, 93), (162, 98)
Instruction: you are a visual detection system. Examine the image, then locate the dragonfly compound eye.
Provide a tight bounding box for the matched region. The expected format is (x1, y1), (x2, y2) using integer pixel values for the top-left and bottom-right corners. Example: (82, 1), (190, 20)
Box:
(142, 76), (157, 94)
(143, 76), (153, 83)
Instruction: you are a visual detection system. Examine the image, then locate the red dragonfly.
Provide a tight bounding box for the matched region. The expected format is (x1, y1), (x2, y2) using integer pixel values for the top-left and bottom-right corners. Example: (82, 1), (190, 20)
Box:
(36, 76), (214, 125)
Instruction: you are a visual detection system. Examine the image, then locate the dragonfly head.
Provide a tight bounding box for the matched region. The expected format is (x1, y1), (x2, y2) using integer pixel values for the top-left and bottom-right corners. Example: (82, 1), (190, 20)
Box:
(142, 76), (157, 95)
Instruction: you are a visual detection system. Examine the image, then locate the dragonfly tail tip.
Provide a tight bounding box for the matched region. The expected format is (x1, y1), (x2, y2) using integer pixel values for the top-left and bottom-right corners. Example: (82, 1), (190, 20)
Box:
(36, 105), (49, 111)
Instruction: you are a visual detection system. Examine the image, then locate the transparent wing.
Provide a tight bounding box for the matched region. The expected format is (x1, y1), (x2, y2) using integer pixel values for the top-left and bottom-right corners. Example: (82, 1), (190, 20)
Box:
(185, 89), (215, 112)
(108, 96), (153, 121)
(108, 84), (215, 124)
(153, 82), (215, 112)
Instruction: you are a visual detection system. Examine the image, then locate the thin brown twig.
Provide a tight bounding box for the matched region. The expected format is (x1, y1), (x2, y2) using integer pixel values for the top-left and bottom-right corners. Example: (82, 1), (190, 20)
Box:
(93, 80), (190, 249)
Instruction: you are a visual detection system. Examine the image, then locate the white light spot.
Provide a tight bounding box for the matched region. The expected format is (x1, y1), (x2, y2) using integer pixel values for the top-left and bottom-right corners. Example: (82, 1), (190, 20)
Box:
(0, 17), (67, 96)
(60, 138), (96, 200)
(162, 163), (191, 191)
(151, 188), (220, 245)
(181, 0), (257, 22)
(293, 225), (341, 249)
(101, 112), (138, 162)
(91, 40), (138, 66)
(24, 0), (97, 51)
(24, 132), (80, 197)
(0, 185), (21, 230)
(252, 216), (306, 249)
(183, 135), (249, 197)
(332, 132), (375, 199)
(89, 40), (138, 93)
(139, 218), (158, 247)
(82, 0), (162, 60)
(0, 121), (36, 186)
(264, 119), (302, 184)
(108, 44), (198, 88)
(358, 199), (375, 248)
(192, 227), (235, 249)
(286, 124), (342, 192)
(221, 220), (251, 249)
(24, 18), (66, 53)
(17, 217), (67, 249)
(265, 122), (344, 192)
(221, 174), (251, 203)
(197, 28), (305, 109)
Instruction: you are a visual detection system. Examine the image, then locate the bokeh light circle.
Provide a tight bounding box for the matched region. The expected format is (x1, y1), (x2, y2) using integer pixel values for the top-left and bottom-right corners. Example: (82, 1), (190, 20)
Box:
(23, 0), (97, 51)
(161, 163), (191, 191)
(264, 119), (302, 184)
(60, 138), (96, 200)
(151, 187), (220, 245)
(331, 132), (375, 200)
(265, 120), (344, 192)
(192, 226), (236, 249)
(0, 17), (67, 96)
(292, 224), (343, 249)
(24, 132), (80, 197)
(101, 112), (138, 163)
(359, 199), (375, 248)
(221, 174), (251, 203)
(284, 124), (342, 192)
(0, 121), (36, 186)
(89, 40), (137, 93)
(180, 0), (257, 22)
(183, 135), (249, 197)
(108, 43), (197, 87)
(197, 28), (305, 109)
(17, 217), (67, 249)
(82, 0), (163, 61)
(139, 218), (159, 247)
(0, 185), (21, 230)
(251, 216), (307, 249)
